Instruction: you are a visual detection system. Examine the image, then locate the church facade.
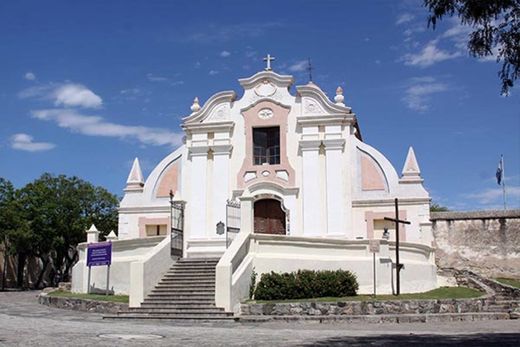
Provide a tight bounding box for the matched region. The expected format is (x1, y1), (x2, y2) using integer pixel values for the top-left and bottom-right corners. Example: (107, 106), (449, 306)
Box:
(79, 61), (437, 311)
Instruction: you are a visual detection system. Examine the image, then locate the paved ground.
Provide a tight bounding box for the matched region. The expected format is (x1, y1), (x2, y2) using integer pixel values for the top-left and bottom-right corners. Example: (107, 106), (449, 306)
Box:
(0, 291), (519, 346)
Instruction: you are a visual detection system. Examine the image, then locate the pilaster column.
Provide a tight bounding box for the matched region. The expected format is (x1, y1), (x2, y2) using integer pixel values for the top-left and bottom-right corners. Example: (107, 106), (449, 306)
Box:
(239, 196), (254, 235)
(212, 144), (232, 237)
(189, 146), (209, 238)
(323, 138), (345, 235)
(300, 140), (322, 236)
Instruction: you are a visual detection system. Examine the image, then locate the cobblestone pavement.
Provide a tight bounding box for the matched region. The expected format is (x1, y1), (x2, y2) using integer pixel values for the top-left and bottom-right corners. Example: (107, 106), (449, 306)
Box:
(1, 291), (519, 346)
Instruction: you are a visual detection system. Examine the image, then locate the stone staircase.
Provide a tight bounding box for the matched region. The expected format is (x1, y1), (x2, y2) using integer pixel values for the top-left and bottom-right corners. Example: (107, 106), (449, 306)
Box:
(105, 258), (234, 320)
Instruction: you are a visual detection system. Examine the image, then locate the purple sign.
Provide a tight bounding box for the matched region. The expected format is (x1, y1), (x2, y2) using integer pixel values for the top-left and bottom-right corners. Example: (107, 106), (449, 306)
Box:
(86, 242), (112, 267)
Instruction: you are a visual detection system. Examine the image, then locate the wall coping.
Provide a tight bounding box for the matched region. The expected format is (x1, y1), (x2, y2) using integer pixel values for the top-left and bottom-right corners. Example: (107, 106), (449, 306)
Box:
(431, 209), (520, 221)
(77, 235), (165, 252)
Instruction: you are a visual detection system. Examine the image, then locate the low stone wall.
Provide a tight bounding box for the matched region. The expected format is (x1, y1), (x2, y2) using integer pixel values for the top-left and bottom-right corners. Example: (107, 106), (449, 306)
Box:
(240, 297), (490, 316)
(38, 292), (128, 314)
(431, 210), (520, 278)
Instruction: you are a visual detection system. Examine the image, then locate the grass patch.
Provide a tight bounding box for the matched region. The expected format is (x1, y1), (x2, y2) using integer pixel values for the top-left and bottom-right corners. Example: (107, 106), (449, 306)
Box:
(496, 278), (520, 289)
(48, 290), (129, 303)
(248, 287), (484, 304)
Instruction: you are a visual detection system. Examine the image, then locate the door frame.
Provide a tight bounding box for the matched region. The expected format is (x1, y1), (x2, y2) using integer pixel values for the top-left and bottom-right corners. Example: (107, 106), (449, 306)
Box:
(252, 194), (290, 235)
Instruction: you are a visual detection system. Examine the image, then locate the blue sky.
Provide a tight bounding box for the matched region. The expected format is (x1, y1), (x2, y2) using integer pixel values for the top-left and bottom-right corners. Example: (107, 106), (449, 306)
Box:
(1, 0), (519, 210)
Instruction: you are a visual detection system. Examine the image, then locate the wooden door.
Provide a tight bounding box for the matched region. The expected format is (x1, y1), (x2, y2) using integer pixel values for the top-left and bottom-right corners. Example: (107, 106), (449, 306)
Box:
(254, 199), (286, 235)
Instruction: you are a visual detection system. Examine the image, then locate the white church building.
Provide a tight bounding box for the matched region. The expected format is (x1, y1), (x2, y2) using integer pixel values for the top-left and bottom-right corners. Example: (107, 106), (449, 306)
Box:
(72, 58), (437, 312)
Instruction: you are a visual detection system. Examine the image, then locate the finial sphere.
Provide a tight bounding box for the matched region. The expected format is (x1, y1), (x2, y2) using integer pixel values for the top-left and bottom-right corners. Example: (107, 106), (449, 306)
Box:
(190, 97), (201, 112)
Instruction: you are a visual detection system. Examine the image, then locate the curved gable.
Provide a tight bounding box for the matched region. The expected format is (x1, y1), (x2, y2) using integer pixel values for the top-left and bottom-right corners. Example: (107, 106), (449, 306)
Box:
(359, 150), (387, 191)
(155, 161), (180, 198)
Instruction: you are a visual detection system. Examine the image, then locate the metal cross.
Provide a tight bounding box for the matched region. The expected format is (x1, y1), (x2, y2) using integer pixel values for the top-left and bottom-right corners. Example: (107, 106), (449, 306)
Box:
(307, 57), (313, 82)
(263, 54), (275, 71)
(384, 198), (411, 296)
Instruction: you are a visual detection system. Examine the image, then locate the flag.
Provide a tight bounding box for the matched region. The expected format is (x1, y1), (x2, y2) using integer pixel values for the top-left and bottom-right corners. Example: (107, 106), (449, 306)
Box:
(496, 157), (503, 185)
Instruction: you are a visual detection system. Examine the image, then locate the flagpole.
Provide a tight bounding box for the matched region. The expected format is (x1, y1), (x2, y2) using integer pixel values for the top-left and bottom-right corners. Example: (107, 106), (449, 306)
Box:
(502, 154), (507, 210)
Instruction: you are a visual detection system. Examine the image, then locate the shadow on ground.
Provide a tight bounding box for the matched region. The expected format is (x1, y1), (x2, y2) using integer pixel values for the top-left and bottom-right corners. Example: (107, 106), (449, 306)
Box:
(302, 333), (520, 347)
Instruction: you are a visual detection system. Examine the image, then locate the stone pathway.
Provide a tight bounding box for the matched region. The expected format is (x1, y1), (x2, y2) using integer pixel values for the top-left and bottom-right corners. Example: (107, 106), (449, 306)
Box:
(1, 291), (520, 346)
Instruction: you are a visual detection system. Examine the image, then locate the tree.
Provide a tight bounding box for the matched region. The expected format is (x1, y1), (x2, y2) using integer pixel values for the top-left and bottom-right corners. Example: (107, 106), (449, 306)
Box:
(430, 202), (449, 212)
(0, 178), (15, 290)
(17, 174), (119, 287)
(424, 0), (520, 94)
(0, 178), (30, 289)
(1, 174), (119, 289)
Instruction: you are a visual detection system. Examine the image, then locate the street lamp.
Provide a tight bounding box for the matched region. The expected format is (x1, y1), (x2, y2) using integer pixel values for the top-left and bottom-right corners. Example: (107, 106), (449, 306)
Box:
(382, 227), (390, 240)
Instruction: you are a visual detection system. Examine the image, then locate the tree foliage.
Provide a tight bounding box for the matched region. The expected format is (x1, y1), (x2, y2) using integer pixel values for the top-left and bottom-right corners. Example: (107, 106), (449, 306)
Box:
(430, 202), (450, 212)
(424, 0), (520, 94)
(0, 174), (119, 288)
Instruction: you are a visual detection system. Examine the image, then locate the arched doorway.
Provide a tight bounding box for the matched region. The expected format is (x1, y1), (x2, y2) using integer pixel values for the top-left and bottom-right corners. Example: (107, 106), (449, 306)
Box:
(254, 199), (286, 235)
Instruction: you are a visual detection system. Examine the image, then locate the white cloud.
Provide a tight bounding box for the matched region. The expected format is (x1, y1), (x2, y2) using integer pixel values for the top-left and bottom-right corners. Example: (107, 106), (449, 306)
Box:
(10, 133), (55, 152)
(24, 72), (36, 81)
(396, 13), (415, 25)
(209, 70), (219, 76)
(402, 77), (449, 111)
(180, 22), (282, 43)
(220, 50), (231, 58)
(53, 84), (102, 108)
(146, 73), (169, 82)
(120, 88), (141, 95)
(465, 186), (520, 205)
(402, 40), (461, 67)
(19, 83), (102, 109)
(288, 60), (308, 72)
(31, 109), (183, 147)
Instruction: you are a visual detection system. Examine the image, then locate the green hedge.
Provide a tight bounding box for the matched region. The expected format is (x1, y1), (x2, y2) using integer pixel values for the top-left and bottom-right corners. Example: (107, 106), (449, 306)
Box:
(254, 269), (359, 301)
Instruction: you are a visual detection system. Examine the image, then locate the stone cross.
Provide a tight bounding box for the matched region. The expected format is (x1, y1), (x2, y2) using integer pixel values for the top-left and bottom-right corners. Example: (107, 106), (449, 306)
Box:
(263, 54), (275, 71)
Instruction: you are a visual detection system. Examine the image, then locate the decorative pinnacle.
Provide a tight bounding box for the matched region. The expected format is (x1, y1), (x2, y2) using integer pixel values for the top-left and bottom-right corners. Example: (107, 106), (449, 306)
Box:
(190, 97), (200, 112)
(334, 86), (345, 105)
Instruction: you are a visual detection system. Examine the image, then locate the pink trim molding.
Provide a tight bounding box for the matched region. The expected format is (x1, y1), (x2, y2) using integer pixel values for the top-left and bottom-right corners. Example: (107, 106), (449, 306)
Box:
(237, 100), (295, 189)
(138, 217), (170, 238)
(365, 210), (407, 241)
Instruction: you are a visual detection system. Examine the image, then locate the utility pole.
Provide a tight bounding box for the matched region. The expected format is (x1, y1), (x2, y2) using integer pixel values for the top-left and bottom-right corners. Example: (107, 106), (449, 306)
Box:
(384, 198), (410, 295)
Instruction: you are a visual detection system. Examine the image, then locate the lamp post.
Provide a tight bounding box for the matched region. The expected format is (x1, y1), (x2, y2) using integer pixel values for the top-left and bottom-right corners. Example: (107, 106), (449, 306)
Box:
(169, 190), (174, 255)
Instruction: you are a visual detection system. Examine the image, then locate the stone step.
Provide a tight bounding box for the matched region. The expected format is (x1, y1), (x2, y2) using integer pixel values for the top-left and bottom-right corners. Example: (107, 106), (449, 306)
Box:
(104, 314), (235, 321)
(150, 288), (215, 294)
(117, 258), (228, 320)
(171, 266), (215, 273)
(158, 279), (215, 284)
(175, 261), (219, 266)
(126, 308), (229, 314)
(163, 274), (215, 279)
(177, 257), (220, 262)
(167, 267), (216, 271)
(117, 311), (232, 318)
(155, 283), (215, 290)
(142, 299), (216, 305)
(146, 294), (214, 299)
(166, 272), (215, 277)
(163, 275), (215, 280)
(140, 303), (218, 308)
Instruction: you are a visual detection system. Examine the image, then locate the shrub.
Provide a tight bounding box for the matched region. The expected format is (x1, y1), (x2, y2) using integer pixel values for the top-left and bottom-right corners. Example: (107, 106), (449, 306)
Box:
(254, 269), (358, 301)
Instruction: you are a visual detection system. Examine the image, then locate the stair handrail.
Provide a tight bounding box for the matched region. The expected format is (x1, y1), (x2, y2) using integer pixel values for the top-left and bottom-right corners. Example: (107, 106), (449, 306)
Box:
(215, 231), (252, 311)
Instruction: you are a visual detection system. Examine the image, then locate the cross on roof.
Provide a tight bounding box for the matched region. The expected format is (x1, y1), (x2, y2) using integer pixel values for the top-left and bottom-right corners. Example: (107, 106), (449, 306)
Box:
(263, 54), (275, 71)
(307, 57), (313, 82)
